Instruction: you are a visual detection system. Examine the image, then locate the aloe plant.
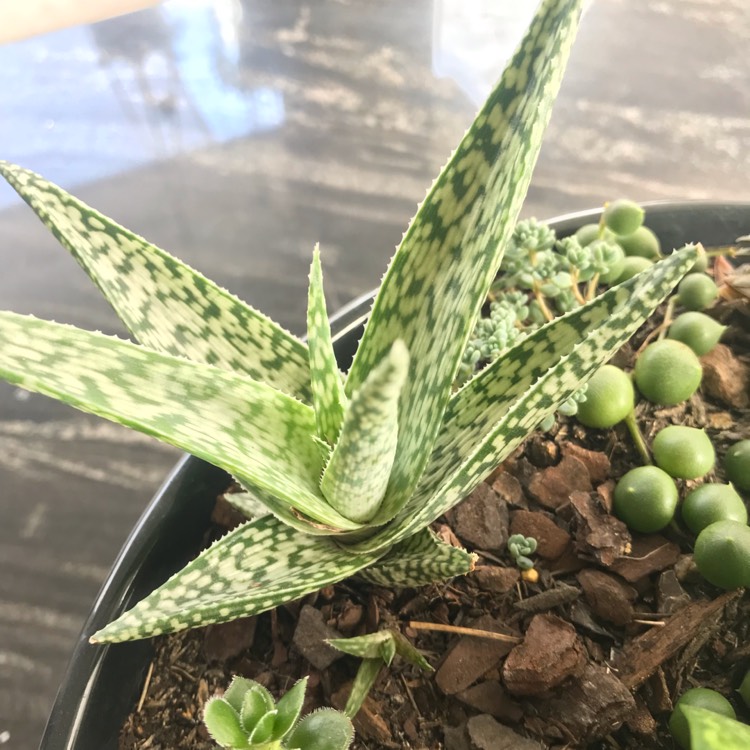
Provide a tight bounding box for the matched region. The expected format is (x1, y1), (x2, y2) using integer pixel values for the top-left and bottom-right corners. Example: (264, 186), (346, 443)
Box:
(0, 0), (698, 647)
(203, 676), (353, 750)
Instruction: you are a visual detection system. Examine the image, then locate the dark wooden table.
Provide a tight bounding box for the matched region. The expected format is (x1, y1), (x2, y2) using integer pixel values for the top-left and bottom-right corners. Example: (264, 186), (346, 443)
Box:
(1, 1), (748, 747)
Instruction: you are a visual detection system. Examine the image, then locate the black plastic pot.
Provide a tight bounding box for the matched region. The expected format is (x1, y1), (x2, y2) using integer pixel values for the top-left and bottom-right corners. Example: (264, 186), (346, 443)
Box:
(40, 203), (750, 750)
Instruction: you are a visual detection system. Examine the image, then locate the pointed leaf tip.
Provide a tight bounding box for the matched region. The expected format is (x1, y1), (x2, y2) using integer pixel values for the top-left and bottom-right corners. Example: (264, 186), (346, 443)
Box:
(307, 241), (346, 446)
(320, 337), (409, 524)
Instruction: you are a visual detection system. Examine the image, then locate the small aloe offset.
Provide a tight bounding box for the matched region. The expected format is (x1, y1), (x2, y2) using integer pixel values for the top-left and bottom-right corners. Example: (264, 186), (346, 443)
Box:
(203, 676), (353, 750)
(0, 0), (699, 647)
(327, 629), (433, 718)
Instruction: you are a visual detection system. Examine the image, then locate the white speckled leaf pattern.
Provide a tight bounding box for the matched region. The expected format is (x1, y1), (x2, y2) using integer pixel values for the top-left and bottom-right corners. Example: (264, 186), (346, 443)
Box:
(0, 161), (311, 401)
(307, 246), (347, 445)
(356, 527), (476, 585)
(339, 658), (383, 719)
(226, 485), (349, 536)
(684, 706), (750, 750)
(328, 631), (397, 662)
(320, 341), (409, 523)
(347, 0), (584, 527)
(349, 245), (699, 553)
(91, 516), (382, 643)
(0, 312), (364, 531)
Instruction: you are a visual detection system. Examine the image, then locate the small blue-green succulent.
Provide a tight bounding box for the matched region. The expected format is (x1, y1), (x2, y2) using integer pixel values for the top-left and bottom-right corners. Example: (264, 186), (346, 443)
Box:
(203, 676), (353, 750)
(507, 534), (538, 570)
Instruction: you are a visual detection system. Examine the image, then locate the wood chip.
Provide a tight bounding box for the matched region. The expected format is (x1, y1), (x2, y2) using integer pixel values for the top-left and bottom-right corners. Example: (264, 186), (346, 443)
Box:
(610, 535), (681, 582)
(527, 455), (592, 509)
(613, 590), (742, 689)
(512, 583), (580, 614)
(570, 491), (631, 566)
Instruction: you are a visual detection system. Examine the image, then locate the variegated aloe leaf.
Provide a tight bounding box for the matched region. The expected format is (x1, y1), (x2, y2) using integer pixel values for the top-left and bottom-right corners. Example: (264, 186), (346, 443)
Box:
(0, 161), (311, 401)
(327, 630), (431, 718)
(307, 245), (346, 445)
(349, 244), (699, 553)
(346, 0), (584, 528)
(320, 341), (409, 523)
(224, 486), (350, 536)
(91, 516), (382, 643)
(329, 630), (431, 672)
(356, 527), (476, 585)
(684, 705), (750, 750)
(0, 312), (363, 532)
(338, 658), (382, 719)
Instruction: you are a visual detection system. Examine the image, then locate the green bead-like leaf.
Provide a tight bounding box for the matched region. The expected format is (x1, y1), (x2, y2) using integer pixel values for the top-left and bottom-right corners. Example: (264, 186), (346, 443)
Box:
(90, 516), (382, 643)
(346, 0), (584, 528)
(0, 161), (311, 401)
(683, 705), (750, 750)
(286, 709), (354, 750)
(0, 312), (362, 532)
(307, 245), (347, 445)
(271, 677), (308, 741)
(203, 698), (249, 749)
(356, 527), (476, 585)
(320, 341), (409, 523)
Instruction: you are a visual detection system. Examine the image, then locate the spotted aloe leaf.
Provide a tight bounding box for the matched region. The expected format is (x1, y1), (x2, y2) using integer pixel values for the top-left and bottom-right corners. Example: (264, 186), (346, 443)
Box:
(327, 630), (432, 717)
(91, 516), (382, 643)
(307, 245), (347, 446)
(321, 341), (409, 523)
(328, 630), (431, 672)
(683, 705), (750, 750)
(356, 527), (476, 585)
(223, 486), (348, 536)
(0, 312), (363, 532)
(347, 0), (584, 528)
(350, 244), (699, 553)
(337, 658), (382, 719)
(0, 161), (311, 402)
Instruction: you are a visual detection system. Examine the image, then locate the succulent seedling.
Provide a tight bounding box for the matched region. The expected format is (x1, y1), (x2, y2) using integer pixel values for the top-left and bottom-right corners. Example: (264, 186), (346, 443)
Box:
(507, 534), (538, 570)
(203, 676), (353, 750)
(327, 629), (431, 718)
